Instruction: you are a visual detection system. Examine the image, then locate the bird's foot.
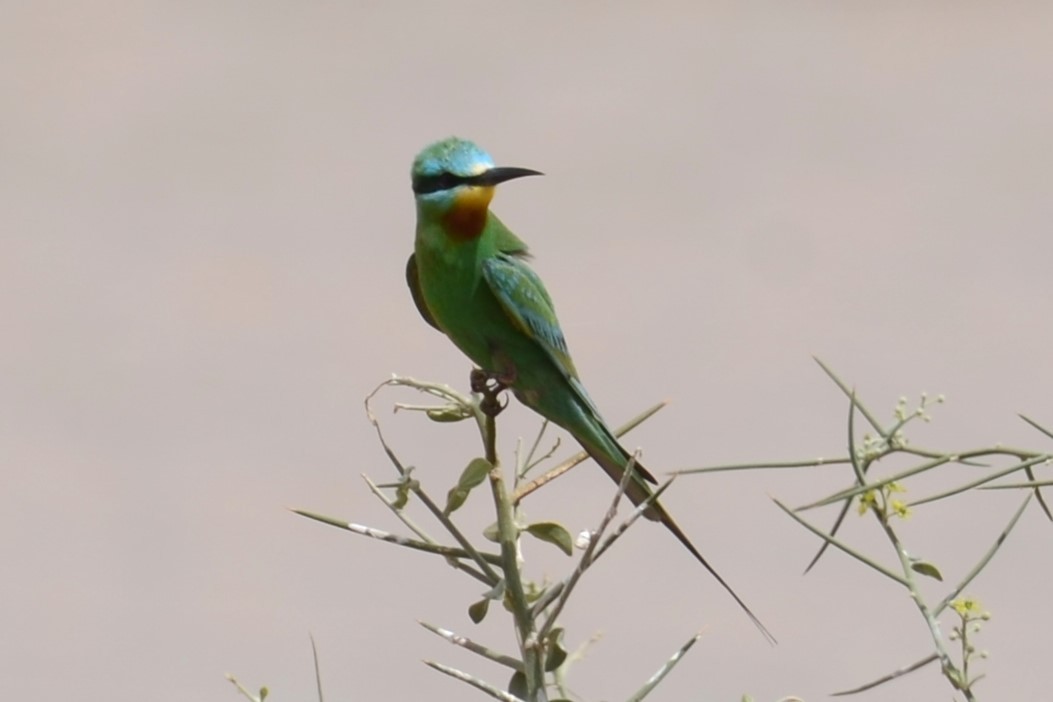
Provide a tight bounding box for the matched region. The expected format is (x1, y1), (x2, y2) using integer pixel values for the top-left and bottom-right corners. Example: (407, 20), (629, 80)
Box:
(469, 368), (516, 393)
(469, 368), (494, 394)
(469, 368), (514, 417)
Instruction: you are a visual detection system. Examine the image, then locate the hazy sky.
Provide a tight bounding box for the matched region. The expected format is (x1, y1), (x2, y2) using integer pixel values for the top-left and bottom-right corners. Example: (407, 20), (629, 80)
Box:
(3, 4), (1052, 701)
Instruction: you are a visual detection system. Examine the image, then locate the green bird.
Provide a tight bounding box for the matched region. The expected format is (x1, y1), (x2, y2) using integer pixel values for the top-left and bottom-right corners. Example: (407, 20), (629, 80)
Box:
(406, 136), (771, 641)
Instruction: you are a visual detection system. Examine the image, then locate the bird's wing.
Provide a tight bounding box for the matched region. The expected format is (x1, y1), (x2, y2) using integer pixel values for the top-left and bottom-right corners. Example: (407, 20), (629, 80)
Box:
(490, 213), (531, 258)
(405, 253), (443, 332)
(483, 253), (655, 479)
(481, 253), (594, 398)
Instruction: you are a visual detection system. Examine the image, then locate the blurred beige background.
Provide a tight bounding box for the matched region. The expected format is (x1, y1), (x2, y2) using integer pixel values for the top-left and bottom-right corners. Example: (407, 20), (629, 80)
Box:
(3, 3), (1052, 700)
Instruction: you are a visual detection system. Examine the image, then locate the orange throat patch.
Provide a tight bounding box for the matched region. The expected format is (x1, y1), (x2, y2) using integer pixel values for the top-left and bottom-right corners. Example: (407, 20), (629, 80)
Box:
(442, 186), (494, 240)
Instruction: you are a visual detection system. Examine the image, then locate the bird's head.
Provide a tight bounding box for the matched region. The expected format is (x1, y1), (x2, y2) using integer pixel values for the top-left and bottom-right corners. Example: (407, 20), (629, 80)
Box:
(411, 137), (542, 239)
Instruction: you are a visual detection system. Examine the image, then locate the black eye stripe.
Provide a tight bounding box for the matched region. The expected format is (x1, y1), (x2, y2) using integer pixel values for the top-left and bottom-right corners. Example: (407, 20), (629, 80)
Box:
(412, 172), (475, 195)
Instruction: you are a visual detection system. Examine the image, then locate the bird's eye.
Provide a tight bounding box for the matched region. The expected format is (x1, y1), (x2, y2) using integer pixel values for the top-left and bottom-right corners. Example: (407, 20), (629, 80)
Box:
(413, 172), (468, 195)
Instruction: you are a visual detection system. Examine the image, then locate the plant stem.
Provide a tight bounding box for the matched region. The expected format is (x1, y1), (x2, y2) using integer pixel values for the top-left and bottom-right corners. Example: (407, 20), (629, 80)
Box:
(480, 390), (548, 702)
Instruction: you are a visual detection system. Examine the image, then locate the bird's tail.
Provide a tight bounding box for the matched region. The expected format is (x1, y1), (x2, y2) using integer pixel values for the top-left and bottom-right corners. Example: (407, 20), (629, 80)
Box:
(574, 421), (776, 644)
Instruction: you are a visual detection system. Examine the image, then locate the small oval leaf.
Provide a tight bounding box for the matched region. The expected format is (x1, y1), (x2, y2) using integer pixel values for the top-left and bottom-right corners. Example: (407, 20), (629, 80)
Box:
(508, 671), (527, 700)
(444, 488), (469, 515)
(468, 598), (490, 623)
(525, 521), (573, 556)
(392, 480), (410, 510)
(458, 458), (493, 489)
(426, 405), (472, 422)
(911, 561), (944, 581)
(444, 458), (493, 514)
(544, 627), (568, 672)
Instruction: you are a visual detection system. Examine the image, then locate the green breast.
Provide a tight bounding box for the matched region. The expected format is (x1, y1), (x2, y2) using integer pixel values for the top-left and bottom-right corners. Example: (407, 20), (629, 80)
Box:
(415, 225), (501, 370)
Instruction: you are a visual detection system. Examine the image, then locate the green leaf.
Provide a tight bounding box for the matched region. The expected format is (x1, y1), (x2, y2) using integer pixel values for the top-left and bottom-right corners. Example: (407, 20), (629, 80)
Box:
(544, 627), (568, 672)
(524, 521), (573, 556)
(444, 458), (492, 515)
(911, 561), (944, 581)
(444, 488), (469, 515)
(392, 479), (411, 510)
(508, 671), (527, 700)
(468, 598), (489, 623)
(426, 405), (473, 422)
(377, 471), (415, 510)
(459, 457), (492, 488)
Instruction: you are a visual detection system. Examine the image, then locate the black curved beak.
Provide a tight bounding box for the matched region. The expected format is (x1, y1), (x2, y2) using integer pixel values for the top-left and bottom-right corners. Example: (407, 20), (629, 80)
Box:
(474, 167), (544, 186)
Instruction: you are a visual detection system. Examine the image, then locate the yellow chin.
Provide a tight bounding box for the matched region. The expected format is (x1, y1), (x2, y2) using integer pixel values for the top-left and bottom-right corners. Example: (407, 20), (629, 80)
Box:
(454, 185), (495, 210)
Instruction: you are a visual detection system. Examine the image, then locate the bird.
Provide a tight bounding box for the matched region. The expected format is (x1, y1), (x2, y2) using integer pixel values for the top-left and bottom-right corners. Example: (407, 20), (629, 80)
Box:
(405, 136), (772, 642)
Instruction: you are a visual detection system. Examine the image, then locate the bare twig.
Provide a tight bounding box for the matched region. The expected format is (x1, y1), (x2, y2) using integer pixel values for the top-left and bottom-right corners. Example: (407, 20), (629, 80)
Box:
(422, 660), (526, 702)
(418, 620), (523, 671)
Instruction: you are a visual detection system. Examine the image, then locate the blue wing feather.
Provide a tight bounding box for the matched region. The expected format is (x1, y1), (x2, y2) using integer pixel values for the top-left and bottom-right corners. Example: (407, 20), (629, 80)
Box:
(481, 253), (581, 383)
(482, 253), (644, 475)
